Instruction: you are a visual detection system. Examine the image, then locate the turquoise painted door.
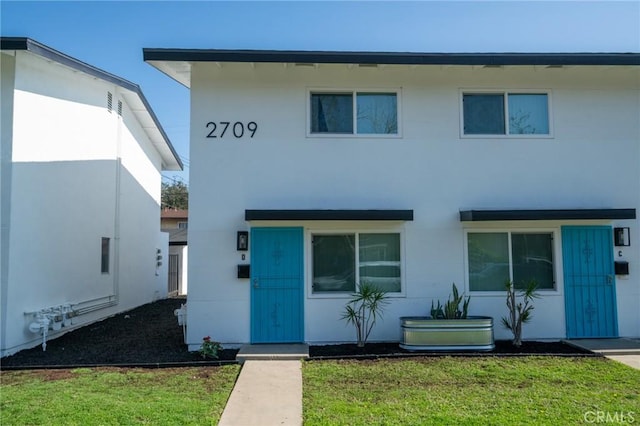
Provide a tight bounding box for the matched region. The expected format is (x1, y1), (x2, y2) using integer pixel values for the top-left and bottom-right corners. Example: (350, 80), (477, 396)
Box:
(562, 226), (618, 338)
(251, 227), (304, 343)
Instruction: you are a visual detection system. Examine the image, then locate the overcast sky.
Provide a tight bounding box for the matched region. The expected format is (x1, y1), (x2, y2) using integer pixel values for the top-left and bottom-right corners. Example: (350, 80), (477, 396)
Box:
(3, 1), (639, 183)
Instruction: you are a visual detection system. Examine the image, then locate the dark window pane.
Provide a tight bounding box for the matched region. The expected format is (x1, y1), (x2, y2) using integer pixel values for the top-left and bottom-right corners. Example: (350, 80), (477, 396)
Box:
(101, 237), (110, 274)
(359, 233), (401, 292)
(468, 233), (509, 291)
(312, 235), (355, 292)
(512, 233), (554, 289)
(463, 94), (505, 135)
(311, 94), (353, 134)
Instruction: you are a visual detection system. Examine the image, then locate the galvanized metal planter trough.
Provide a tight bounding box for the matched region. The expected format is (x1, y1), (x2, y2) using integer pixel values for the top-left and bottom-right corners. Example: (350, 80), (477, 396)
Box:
(400, 316), (495, 351)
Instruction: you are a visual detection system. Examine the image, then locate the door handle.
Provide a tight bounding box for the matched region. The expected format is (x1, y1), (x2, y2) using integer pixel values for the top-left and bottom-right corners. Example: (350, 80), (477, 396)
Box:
(253, 279), (259, 288)
(607, 275), (613, 284)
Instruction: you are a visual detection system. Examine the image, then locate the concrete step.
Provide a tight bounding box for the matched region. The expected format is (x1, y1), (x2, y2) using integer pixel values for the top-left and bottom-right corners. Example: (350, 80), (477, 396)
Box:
(565, 338), (640, 355)
(564, 338), (640, 370)
(236, 344), (309, 363)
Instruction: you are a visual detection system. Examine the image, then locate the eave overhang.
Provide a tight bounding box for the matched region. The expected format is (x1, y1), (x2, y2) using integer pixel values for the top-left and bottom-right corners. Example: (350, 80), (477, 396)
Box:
(143, 48), (640, 88)
(143, 49), (640, 66)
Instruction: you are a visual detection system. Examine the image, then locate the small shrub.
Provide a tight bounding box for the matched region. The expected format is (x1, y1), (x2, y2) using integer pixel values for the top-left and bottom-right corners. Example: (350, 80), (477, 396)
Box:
(341, 282), (389, 347)
(501, 280), (540, 347)
(198, 336), (222, 359)
(430, 283), (470, 319)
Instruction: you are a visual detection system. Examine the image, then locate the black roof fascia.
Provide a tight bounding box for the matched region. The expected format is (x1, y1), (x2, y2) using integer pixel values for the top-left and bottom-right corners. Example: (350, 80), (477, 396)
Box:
(245, 209), (414, 221)
(459, 209), (637, 222)
(2, 37), (183, 170)
(143, 48), (640, 66)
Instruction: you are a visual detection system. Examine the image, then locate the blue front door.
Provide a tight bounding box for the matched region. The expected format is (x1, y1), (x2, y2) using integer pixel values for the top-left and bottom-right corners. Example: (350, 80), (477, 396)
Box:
(250, 227), (304, 343)
(562, 226), (618, 338)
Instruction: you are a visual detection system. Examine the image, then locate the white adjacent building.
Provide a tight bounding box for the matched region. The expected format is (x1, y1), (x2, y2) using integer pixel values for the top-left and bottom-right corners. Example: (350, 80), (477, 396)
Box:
(1, 38), (182, 356)
(144, 48), (639, 349)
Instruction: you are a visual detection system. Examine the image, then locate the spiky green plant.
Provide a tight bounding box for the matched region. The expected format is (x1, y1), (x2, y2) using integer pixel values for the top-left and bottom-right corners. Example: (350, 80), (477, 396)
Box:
(502, 280), (540, 347)
(341, 282), (389, 347)
(430, 300), (443, 318)
(431, 283), (470, 319)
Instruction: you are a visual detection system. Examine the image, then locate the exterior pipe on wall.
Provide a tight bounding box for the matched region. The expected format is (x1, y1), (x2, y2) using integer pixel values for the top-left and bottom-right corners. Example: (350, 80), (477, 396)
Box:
(112, 88), (123, 307)
(26, 305), (76, 351)
(27, 314), (50, 351)
(175, 303), (187, 343)
(24, 297), (118, 351)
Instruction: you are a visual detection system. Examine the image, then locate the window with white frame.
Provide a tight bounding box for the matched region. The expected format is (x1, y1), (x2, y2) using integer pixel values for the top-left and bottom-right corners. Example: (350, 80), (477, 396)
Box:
(310, 91), (398, 135)
(312, 233), (401, 293)
(462, 92), (550, 136)
(467, 231), (555, 291)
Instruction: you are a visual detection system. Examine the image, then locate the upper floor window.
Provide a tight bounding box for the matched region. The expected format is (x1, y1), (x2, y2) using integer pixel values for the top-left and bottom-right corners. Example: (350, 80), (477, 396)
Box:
(177, 221), (188, 229)
(462, 92), (550, 136)
(310, 91), (398, 136)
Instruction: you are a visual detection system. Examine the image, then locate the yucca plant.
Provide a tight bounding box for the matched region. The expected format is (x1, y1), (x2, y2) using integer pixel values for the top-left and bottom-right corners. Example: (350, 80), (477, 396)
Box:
(341, 282), (389, 347)
(430, 283), (470, 319)
(502, 280), (539, 347)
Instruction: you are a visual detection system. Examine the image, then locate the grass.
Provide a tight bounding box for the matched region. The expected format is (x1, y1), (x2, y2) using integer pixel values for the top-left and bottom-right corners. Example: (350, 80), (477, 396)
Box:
(303, 357), (640, 425)
(3, 357), (638, 425)
(1, 366), (240, 426)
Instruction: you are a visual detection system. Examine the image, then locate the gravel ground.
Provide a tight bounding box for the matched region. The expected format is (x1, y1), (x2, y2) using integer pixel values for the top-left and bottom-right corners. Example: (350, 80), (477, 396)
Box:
(1, 298), (592, 368)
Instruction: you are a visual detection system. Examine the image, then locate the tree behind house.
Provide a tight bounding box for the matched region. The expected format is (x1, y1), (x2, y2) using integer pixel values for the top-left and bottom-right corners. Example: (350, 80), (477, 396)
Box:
(162, 181), (188, 210)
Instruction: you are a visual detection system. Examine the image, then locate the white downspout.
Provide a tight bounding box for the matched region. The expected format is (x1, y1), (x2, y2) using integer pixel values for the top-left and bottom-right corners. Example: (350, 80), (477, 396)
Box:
(112, 89), (122, 305)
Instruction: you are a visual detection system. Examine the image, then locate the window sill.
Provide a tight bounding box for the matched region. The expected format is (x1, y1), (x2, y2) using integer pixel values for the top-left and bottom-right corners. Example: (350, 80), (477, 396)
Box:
(460, 134), (554, 140)
(308, 292), (406, 300)
(307, 133), (402, 139)
(468, 289), (560, 296)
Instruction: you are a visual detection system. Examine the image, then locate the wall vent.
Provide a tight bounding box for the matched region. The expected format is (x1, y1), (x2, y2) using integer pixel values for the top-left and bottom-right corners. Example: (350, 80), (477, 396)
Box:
(117, 100), (123, 116)
(107, 92), (113, 113)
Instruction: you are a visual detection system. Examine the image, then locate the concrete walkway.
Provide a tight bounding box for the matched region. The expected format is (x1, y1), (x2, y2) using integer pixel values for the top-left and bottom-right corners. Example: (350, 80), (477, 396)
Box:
(218, 345), (309, 426)
(565, 338), (640, 370)
(218, 340), (640, 425)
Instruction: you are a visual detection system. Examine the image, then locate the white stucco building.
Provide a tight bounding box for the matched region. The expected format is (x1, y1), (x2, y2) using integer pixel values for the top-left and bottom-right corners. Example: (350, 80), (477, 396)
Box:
(145, 48), (639, 349)
(1, 38), (182, 357)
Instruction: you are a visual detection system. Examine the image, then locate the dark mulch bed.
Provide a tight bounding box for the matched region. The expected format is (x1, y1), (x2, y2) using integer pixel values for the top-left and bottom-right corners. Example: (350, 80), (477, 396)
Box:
(1, 298), (238, 368)
(1, 298), (594, 369)
(309, 340), (594, 358)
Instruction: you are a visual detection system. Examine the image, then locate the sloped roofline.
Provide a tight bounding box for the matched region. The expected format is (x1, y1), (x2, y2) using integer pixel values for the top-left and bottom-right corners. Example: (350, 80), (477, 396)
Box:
(143, 48), (640, 66)
(1, 37), (183, 171)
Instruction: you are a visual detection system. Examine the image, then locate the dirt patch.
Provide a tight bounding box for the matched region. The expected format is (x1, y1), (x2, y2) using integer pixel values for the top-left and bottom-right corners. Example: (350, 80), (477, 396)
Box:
(38, 369), (77, 381)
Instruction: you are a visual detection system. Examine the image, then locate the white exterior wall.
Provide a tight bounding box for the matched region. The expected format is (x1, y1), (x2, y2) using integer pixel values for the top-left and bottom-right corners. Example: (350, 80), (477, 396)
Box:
(1, 51), (168, 356)
(1, 52), (17, 355)
(187, 62), (639, 348)
(117, 89), (168, 305)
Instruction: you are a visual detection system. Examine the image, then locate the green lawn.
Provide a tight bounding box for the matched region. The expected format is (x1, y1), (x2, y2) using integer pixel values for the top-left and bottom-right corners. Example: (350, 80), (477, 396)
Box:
(303, 357), (640, 426)
(3, 357), (638, 425)
(1, 366), (240, 426)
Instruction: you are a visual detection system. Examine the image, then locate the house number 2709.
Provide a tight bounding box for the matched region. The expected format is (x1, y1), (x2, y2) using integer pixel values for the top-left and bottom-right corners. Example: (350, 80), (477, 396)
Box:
(206, 121), (257, 138)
